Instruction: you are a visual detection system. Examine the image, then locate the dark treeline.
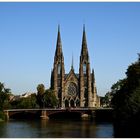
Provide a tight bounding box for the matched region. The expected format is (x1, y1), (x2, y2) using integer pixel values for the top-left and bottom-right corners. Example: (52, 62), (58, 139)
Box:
(111, 54), (140, 137)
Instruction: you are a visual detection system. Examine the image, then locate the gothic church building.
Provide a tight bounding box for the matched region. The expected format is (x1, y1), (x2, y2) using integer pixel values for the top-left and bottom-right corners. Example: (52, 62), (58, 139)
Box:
(51, 26), (100, 108)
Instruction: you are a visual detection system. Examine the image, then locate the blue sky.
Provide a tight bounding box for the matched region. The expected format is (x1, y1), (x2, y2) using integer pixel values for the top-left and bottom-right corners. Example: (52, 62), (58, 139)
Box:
(0, 2), (140, 96)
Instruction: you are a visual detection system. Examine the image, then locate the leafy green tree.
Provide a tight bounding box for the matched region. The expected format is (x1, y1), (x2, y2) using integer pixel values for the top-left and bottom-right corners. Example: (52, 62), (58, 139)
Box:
(111, 79), (126, 95)
(112, 55), (140, 121)
(100, 79), (126, 108)
(19, 98), (32, 109)
(101, 92), (112, 107)
(43, 89), (58, 108)
(19, 94), (38, 109)
(10, 99), (21, 109)
(30, 93), (38, 108)
(10, 93), (38, 109)
(36, 84), (45, 108)
(0, 82), (11, 111)
(111, 54), (140, 137)
(37, 84), (45, 95)
(127, 86), (140, 116)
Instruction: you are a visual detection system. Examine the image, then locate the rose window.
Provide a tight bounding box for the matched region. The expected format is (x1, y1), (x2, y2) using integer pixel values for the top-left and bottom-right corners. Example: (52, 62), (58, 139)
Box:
(67, 82), (77, 96)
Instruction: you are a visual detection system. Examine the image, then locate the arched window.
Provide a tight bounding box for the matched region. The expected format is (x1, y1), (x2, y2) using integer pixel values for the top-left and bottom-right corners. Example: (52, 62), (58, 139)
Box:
(65, 100), (69, 108)
(76, 99), (80, 107)
(83, 63), (86, 74)
(84, 101), (88, 107)
(70, 100), (74, 107)
(58, 63), (61, 75)
(84, 88), (88, 98)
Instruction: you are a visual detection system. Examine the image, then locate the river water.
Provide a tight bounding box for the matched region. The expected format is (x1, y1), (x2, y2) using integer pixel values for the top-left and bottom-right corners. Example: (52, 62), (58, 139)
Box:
(0, 119), (114, 138)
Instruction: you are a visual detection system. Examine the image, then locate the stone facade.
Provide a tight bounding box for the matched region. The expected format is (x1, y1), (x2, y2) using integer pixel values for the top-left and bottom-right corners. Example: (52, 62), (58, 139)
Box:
(50, 26), (100, 108)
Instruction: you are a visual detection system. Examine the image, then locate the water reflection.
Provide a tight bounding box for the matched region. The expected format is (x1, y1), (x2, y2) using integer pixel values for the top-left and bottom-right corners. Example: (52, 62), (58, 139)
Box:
(0, 119), (114, 138)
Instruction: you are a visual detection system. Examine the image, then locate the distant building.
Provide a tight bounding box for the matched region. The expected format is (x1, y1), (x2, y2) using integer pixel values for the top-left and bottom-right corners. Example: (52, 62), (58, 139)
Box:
(21, 92), (33, 98)
(9, 94), (15, 101)
(50, 25), (100, 108)
(10, 95), (21, 101)
(9, 92), (35, 102)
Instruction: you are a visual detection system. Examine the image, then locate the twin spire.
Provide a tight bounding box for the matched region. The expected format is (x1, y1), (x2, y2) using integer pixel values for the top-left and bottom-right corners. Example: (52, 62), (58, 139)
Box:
(55, 24), (89, 67)
(56, 24), (87, 48)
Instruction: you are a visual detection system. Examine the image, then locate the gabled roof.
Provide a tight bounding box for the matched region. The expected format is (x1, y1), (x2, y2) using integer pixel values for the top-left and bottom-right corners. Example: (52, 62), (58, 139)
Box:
(65, 68), (79, 83)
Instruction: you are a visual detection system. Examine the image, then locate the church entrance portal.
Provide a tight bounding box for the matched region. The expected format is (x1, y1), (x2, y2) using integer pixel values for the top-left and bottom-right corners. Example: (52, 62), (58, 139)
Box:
(65, 100), (69, 107)
(70, 100), (74, 107)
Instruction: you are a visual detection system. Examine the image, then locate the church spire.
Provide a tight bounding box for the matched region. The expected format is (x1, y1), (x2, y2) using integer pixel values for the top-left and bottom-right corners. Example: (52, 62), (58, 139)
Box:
(82, 24), (87, 46)
(52, 25), (65, 106)
(55, 25), (63, 56)
(81, 25), (89, 58)
(71, 53), (74, 70)
(57, 25), (61, 47)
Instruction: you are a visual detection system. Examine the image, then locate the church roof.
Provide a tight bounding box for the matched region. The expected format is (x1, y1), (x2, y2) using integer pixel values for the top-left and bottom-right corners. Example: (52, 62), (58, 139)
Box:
(64, 73), (79, 80)
(64, 73), (94, 81)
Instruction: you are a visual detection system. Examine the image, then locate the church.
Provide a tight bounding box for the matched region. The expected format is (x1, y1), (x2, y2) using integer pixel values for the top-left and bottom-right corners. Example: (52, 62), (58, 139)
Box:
(50, 25), (100, 108)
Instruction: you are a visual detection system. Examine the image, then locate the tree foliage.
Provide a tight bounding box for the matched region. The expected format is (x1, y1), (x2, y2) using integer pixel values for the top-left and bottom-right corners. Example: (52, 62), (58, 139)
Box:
(36, 84), (58, 108)
(10, 93), (38, 109)
(43, 89), (58, 108)
(37, 84), (45, 95)
(36, 84), (45, 108)
(112, 55), (140, 121)
(111, 55), (140, 137)
(0, 82), (11, 111)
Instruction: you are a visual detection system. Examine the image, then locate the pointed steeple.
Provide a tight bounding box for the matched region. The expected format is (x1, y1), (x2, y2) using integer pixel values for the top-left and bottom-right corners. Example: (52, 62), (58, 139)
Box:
(52, 25), (65, 104)
(81, 25), (89, 58)
(57, 25), (62, 47)
(80, 24), (89, 62)
(55, 25), (63, 56)
(82, 24), (87, 46)
(71, 53), (74, 70)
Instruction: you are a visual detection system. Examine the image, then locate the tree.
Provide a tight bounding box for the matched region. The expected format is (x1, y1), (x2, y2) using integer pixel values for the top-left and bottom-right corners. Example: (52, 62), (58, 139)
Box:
(100, 79), (126, 108)
(37, 84), (45, 95)
(10, 93), (38, 109)
(101, 92), (113, 107)
(111, 54), (140, 137)
(111, 79), (126, 95)
(112, 55), (140, 120)
(36, 84), (45, 108)
(43, 89), (58, 108)
(30, 93), (38, 108)
(0, 82), (11, 111)
(18, 93), (38, 109)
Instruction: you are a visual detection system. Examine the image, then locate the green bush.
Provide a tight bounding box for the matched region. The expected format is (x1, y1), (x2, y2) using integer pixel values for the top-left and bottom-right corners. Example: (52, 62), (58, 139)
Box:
(0, 111), (5, 121)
